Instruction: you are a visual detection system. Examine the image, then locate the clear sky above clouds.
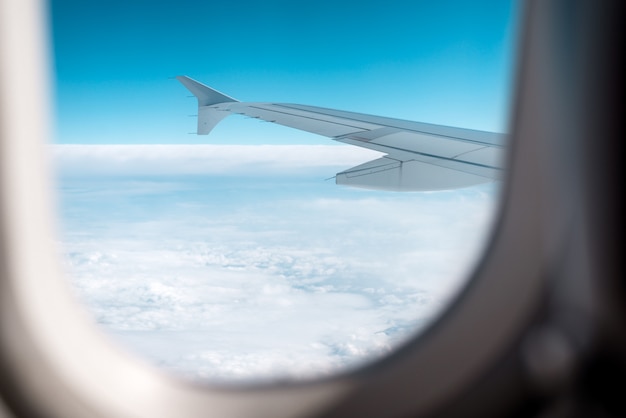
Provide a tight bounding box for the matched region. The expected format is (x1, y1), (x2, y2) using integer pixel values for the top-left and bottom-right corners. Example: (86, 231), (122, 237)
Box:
(48, 0), (519, 144)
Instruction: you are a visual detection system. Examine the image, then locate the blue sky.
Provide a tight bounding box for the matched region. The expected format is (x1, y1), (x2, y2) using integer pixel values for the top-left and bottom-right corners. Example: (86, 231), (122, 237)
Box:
(49, 0), (519, 144)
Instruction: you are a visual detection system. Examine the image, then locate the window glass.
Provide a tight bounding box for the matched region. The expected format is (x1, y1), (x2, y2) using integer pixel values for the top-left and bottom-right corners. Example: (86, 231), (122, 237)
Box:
(50, 0), (517, 383)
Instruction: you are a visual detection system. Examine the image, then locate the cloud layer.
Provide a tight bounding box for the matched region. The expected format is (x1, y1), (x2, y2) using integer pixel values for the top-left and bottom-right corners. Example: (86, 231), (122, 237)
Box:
(51, 144), (383, 177)
(54, 144), (499, 383)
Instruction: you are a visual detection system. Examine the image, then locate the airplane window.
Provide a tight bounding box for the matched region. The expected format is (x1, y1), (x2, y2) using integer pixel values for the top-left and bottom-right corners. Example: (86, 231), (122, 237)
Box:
(49, 0), (518, 383)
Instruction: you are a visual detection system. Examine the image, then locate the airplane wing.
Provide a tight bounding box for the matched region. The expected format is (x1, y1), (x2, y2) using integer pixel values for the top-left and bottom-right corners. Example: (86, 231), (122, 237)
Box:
(177, 75), (506, 191)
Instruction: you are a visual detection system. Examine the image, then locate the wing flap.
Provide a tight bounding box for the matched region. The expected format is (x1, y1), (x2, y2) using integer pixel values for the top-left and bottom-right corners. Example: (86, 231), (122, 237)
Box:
(336, 157), (493, 191)
(454, 146), (503, 167)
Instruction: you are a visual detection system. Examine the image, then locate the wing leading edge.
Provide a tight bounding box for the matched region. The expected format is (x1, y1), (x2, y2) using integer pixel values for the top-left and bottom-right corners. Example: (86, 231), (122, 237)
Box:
(176, 75), (506, 191)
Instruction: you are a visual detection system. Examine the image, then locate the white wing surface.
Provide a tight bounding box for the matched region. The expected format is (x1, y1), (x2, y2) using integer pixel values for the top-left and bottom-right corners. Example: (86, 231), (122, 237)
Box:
(177, 75), (506, 191)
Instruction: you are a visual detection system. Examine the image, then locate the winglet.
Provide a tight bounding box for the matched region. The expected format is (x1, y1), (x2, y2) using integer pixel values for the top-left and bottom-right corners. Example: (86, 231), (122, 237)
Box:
(176, 76), (238, 135)
(176, 76), (238, 106)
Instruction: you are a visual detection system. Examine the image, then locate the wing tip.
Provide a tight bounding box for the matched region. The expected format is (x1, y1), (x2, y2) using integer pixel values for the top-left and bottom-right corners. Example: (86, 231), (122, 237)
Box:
(176, 76), (238, 106)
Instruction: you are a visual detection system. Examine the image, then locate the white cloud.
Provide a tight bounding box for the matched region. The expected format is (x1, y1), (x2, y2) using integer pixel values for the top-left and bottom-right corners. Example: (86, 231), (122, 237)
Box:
(55, 145), (499, 382)
(51, 144), (383, 176)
